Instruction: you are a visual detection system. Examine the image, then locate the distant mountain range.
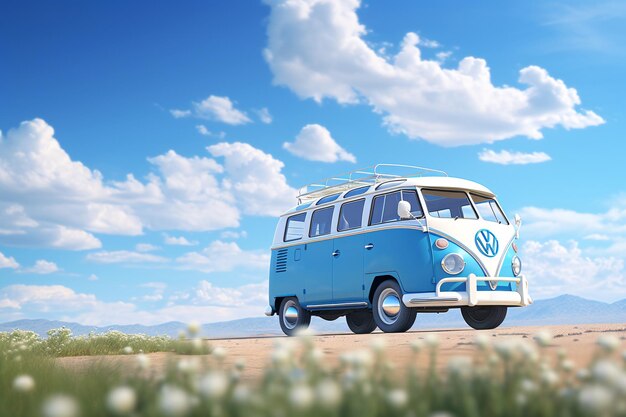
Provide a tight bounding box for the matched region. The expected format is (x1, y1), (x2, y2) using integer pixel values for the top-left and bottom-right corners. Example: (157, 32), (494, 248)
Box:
(1, 294), (624, 338)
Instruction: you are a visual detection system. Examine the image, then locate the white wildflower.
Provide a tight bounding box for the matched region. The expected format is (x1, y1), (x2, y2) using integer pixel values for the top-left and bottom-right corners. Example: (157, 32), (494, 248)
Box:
(289, 384), (314, 409)
(42, 395), (79, 417)
(474, 334), (490, 349)
(577, 368), (590, 381)
(515, 392), (527, 406)
(232, 385), (250, 403)
(561, 359), (574, 372)
(533, 330), (552, 347)
(190, 338), (203, 352)
(212, 346), (226, 360)
(597, 335), (620, 353)
(122, 346), (133, 355)
(370, 338), (386, 353)
(158, 385), (191, 417)
(410, 339), (424, 352)
(187, 322), (201, 336)
(578, 385), (613, 413)
(177, 358), (200, 374)
(520, 379), (537, 393)
(541, 369), (559, 386)
(592, 360), (620, 384)
(13, 374), (35, 392)
(106, 386), (137, 414)
(387, 389), (408, 408)
(136, 353), (150, 370)
(316, 379), (342, 408)
(198, 371), (229, 399)
(424, 334), (439, 348)
(447, 356), (472, 378)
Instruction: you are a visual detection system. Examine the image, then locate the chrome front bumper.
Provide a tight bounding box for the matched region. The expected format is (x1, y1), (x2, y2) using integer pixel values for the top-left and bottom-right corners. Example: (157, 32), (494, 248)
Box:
(402, 274), (532, 308)
(264, 305), (275, 317)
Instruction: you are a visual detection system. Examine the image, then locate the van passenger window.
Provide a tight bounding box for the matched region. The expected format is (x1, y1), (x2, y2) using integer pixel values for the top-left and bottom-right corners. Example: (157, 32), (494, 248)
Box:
(309, 207), (334, 237)
(284, 213), (307, 242)
(338, 199), (365, 231)
(470, 194), (509, 224)
(370, 190), (423, 225)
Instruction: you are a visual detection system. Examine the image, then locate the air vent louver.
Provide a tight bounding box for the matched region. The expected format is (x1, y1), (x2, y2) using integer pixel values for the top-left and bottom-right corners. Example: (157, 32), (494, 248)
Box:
(275, 248), (288, 273)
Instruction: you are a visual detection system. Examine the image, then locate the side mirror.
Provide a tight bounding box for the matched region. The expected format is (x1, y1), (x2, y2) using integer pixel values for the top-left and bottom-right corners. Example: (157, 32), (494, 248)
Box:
(514, 213), (522, 239)
(397, 200), (412, 220)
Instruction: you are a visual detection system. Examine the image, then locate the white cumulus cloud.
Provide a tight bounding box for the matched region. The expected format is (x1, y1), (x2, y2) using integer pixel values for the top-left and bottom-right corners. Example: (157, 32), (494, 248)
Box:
(0, 251), (19, 269)
(208, 141), (297, 216)
(86, 250), (168, 264)
(0, 119), (297, 249)
(522, 239), (625, 302)
(163, 234), (198, 246)
(478, 149), (552, 165)
(22, 260), (59, 274)
(176, 240), (269, 273)
(255, 107), (273, 124)
(264, 0), (604, 146)
(283, 124), (356, 163)
(171, 95), (251, 125)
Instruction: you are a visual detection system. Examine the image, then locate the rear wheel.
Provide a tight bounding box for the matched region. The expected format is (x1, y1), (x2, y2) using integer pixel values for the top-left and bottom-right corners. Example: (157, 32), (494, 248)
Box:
(372, 280), (417, 333)
(346, 310), (377, 334)
(461, 306), (507, 330)
(278, 297), (311, 336)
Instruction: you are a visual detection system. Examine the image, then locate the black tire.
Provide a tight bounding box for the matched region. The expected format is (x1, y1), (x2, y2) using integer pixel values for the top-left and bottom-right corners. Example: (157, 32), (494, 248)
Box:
(461, 306), (507, 330)
(372, 280), (417, 333)
(346, 310), (377, 334)
(278, 297), (311, 336)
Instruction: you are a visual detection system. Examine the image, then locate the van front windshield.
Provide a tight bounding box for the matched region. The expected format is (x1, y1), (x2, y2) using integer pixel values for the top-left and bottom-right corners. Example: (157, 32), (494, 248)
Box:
(470, 194), (509, 225)
(421, 189), (478, 219)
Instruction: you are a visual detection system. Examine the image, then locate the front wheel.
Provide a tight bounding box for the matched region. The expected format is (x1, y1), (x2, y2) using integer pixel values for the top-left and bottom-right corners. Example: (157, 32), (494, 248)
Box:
(278, 297), (311, 336)
(461, 306), (507, 330)
(346, 310), (377, 334)
(372, 280), (417, 333)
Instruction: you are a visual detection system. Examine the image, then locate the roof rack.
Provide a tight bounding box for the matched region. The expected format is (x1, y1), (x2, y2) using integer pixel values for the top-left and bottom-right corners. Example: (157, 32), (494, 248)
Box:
(297, 164), (447, 204)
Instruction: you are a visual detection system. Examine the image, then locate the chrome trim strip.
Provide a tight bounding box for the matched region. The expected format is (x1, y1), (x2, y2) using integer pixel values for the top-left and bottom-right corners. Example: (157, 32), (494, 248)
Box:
(272, 224), (424, 250)
(306, 301), (368, 309)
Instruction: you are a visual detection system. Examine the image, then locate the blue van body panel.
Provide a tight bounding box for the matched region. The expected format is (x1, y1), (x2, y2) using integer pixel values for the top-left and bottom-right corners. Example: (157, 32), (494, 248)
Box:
(332, 233), (365, 303)
(363, 228), (435, 294)
(268, 245), (301, 308)
(302, 240), (334, 305)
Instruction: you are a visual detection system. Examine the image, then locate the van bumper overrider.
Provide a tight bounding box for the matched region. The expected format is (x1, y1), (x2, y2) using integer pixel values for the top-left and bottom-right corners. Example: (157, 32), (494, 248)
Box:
(265, 305), (275, 317)
(402, 274), (532, 308)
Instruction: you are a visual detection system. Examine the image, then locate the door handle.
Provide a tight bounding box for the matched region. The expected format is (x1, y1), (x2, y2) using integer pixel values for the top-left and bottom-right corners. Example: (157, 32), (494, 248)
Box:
(364, 243), (374, 250)
(332, 250), (340, 257)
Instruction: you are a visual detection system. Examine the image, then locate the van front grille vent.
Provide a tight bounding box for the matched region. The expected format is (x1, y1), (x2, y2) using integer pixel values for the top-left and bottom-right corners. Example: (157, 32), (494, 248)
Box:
(275, 249), (288, 273)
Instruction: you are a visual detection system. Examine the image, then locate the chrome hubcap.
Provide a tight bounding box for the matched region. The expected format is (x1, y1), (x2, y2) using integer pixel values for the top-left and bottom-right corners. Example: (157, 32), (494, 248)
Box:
(282, 301), (299, 330)
(378, 288), (401, 325)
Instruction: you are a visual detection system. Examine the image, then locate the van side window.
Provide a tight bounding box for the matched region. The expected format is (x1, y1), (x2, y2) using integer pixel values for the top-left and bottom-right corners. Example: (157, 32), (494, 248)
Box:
(284, 212), (307, 242)
(370, 190), (423, 225)
(338, 199), (365, 231)
(309, 206), (334, 237)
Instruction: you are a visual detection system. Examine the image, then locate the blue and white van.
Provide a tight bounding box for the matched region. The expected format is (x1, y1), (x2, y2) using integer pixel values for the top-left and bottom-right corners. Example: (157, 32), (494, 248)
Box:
(266, 164), (531, 336)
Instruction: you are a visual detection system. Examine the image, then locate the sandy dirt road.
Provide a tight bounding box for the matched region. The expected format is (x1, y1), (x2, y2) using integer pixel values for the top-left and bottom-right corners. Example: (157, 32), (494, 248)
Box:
(57, 323), (625, 381)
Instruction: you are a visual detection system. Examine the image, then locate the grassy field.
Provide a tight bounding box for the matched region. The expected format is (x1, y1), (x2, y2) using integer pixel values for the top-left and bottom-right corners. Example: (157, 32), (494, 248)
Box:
(1, 326), (624, 417)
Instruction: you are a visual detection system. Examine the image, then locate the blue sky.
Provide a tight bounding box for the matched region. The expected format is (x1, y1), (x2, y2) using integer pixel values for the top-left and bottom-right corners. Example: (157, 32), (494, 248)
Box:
(1, 0), (625, 325)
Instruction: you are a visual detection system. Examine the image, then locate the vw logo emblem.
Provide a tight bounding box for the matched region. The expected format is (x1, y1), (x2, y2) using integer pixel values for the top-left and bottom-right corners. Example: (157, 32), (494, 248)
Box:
(475, 229), (499, 257)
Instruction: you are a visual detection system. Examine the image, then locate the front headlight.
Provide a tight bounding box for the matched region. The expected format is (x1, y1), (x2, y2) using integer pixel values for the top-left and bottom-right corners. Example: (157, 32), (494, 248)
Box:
(441, 253), (465, 275)
(512, 255), (522, 276)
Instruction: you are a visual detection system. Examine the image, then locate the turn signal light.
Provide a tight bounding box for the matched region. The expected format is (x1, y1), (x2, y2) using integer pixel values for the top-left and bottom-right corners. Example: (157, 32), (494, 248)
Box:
(435, 238), (449, 249)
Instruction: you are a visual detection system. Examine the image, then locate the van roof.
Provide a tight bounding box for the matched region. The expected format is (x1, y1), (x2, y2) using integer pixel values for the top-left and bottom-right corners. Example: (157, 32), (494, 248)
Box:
(283, 175), (495, 215)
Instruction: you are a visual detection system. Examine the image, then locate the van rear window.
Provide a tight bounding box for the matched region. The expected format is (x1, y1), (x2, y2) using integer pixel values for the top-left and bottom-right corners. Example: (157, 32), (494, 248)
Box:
(422, 189), (477, 219)
(284, 213), (306, 242)
(370, 190), (423, 225)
